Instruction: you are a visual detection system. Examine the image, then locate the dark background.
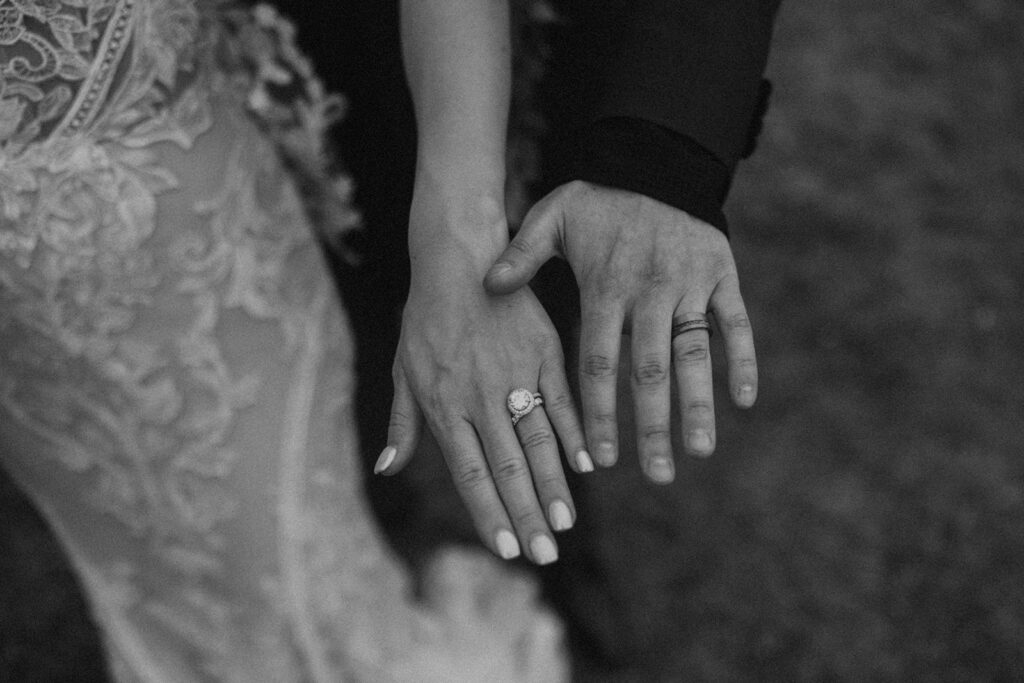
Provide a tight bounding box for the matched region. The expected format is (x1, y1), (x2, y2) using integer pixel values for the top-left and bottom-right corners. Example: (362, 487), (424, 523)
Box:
(4, 0), (1024, 679)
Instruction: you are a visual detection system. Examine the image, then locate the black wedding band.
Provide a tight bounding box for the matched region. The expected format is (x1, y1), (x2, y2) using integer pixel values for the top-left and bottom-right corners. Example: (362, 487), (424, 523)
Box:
(671, 315), (713, 339)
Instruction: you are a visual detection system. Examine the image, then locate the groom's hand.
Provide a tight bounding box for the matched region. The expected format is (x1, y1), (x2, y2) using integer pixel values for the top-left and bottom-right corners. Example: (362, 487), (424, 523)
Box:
(484, 181), (758, 484)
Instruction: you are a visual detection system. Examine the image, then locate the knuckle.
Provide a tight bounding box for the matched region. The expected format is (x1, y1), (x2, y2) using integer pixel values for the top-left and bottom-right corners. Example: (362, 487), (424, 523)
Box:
(493, 457), (530, 483)
(506, 237), (536, 261)
(511, 509), (544, 530)
(519, 428), (555, 452)
(632, 355), (669, 386)
(592, 274), (628, 301)
(735, 356), (758, 370)
(541, 340), (567, 362)
(431, 407), (462, 431)
(538, 340), (566, 366)
(536, 476), (567, 497)
(641, 426), (671, 442)
(565, 179), (589, 196)
(639, 265), (675, 295)
(388, 409), (412, 430)
(582, 353), (616, 379)
(674, 340), (709, 364)
(710, 252), (734, 276)
(453, 460), (491, 489)
(543, 391), (575, 416)
(683, 400), (715, 417)
(721, 312), (752, 331)
(588, 411), (617, 427)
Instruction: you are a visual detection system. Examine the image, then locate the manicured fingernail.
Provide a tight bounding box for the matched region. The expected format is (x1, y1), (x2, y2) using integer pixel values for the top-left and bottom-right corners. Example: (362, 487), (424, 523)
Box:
(374, 446), (396, 474)
(495, 530), (521, 560)
(575, 450), (594, 473)
(530, 534), (558, 565)
(549, 501), (574, 532)
(738, 384), (756, 404)
(490, 263), (511, 277)
(595, 441), (616, 467)
(648, 456), (674, 484)
(687, 430), (713, 456)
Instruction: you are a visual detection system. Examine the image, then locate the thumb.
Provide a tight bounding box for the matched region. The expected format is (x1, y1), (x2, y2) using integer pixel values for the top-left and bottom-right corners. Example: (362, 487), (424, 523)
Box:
(376, 365), (423, 475)
(484, 196), (563, 295)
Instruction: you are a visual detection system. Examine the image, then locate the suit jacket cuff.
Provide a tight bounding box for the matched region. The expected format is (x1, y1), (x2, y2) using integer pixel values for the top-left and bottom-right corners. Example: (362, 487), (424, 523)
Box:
(567, 117), (732, 234)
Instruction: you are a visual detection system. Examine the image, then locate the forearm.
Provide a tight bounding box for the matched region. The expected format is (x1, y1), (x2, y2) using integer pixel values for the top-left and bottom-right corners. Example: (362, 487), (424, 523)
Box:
(400, 0), (511, 215)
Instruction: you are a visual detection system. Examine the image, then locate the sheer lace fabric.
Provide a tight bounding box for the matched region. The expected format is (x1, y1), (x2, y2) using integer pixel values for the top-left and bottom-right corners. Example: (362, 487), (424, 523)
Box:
(0, 2), (565, 681)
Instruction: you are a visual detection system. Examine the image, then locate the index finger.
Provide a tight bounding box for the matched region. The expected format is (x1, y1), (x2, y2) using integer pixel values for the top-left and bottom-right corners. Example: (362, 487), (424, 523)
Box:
(577, 297), (625, 467)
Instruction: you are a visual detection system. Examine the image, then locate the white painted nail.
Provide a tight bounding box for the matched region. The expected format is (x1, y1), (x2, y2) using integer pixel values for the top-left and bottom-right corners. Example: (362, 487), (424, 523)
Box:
(549, 500), (574, 532)
(374, 446), (396, 474)
(575, 450), (595, 473)
(530, 534), (558, 565)
(495, 530), (521, 560)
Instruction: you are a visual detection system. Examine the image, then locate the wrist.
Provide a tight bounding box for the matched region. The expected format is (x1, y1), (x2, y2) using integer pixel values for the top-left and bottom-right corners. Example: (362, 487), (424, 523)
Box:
(410, 162), (507, 230)
(408, 182), (509, 283)
(414, 151), (506, 198)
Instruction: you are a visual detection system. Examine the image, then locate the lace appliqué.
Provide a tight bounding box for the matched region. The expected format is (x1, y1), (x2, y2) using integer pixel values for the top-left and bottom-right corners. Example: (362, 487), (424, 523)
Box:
(216, 3), (359, 249)
(1, 5), (569, 681)
(0, 0), (134, 157)
(0, 1), (347, 544)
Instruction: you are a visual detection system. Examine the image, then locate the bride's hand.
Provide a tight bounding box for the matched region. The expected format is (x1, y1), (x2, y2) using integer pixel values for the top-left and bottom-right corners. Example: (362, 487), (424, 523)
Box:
(376, 188), (588, 565)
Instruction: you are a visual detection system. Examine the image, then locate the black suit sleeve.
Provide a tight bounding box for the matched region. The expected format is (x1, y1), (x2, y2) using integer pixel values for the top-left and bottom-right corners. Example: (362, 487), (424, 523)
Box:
(562, 0), (781, 232)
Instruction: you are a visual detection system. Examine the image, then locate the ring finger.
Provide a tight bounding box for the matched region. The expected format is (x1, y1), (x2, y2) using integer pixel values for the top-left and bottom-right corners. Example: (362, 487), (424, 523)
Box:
(478, 406), (559, 565)
(512, 400), (575, 536)
(671, 306), (716, 457)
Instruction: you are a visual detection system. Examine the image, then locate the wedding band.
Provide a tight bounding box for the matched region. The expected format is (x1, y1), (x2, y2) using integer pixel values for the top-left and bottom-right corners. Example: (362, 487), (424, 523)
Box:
(671, 314), (713, 339)
(507, 388), (543, 426)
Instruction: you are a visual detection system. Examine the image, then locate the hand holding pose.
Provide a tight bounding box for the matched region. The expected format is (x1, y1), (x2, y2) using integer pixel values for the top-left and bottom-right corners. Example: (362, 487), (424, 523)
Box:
(485, 180), (758, 483)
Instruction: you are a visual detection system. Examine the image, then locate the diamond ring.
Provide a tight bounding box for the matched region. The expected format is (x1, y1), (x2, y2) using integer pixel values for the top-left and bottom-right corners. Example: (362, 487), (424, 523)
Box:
(507, 388), (544, 426)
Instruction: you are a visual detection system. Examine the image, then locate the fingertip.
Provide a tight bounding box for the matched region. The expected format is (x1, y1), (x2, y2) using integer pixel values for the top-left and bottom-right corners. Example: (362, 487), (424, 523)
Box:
(385, 374), (422, 474)
(485, 260), (537, 296)
(645, 456), (675, 484)
(734, 383), (757, 408)
(495, 529), (522, 560)
(548, 500), (574, 532)
(593, 441), (617, 467)
(482, 263), (515, 295)
(374, 446), (397, 475)
(574, 450), (595, 473)
(529, 534), (559, 565)
(684, 429), (715, 458)
(538, 371), (589, 475)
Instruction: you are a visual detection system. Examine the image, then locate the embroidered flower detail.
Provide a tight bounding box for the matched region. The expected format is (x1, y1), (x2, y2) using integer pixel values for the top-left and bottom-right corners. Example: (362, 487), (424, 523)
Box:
(0, 90), (27, 141)
(147, 1), (202, 87)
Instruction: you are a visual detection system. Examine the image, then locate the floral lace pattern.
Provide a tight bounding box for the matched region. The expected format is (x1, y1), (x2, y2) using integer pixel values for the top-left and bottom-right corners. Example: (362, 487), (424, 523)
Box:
(0, 0), (131, 156)
(0, 2), (566, 681)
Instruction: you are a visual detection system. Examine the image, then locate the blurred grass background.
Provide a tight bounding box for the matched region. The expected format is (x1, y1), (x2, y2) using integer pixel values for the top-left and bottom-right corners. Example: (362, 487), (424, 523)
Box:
(3, 0), (1023, 679)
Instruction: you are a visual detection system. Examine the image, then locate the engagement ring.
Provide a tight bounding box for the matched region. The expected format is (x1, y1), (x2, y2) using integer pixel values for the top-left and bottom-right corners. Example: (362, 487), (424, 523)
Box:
(507, 388), (543, 426)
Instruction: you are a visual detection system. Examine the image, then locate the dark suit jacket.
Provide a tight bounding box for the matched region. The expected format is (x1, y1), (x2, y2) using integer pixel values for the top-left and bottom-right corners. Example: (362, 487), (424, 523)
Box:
(544, 0), (782, 230)
(273, 0), (780, 233)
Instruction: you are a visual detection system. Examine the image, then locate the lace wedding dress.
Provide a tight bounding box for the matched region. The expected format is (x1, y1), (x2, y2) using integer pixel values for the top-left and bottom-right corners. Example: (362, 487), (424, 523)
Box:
(0, 2), (565, 681)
